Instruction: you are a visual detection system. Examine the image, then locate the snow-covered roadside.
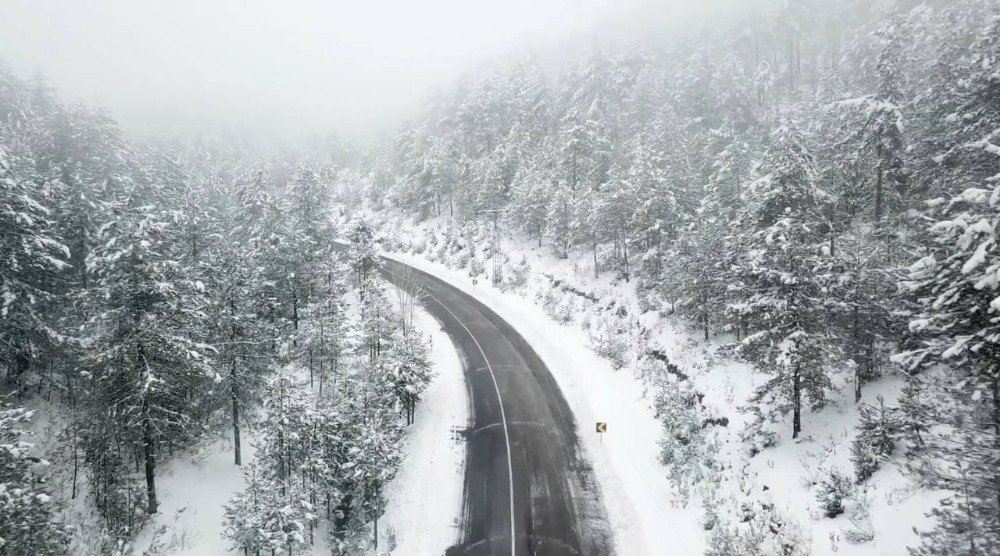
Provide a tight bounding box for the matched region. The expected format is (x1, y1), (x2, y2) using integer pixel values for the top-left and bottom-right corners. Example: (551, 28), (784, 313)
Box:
(382, 250), (705, 555)
(377, 306), (468, 554)
(370, 212), (945, 555)
(127, 273), (467, 556)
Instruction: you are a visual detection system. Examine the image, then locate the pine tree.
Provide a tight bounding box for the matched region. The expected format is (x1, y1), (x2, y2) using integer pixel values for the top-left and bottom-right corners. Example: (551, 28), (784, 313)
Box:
(894, 20), (1000, 553)
(732, 125), (837, 439)
(815, 469), (853, 518)
(897, 184), (1000, 554)
(836, 16), (909, 223)
(655, 376), (717, 500)
(85, 196), (214, 515)
(0, 143), (70, 394)
(851, 396), (901, 483)
(665, 127), (750, 338)
(0, 403), (71, 554)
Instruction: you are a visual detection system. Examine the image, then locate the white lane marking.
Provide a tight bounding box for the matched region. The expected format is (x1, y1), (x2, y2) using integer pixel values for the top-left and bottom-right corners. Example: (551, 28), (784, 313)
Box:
(382, 264), (517, 555)
(423, 288), (518, 556)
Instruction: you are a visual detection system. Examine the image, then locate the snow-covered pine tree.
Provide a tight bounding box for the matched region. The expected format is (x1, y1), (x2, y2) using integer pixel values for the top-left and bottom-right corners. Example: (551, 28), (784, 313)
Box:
(0, 403), (71, 554)
(836, 16), (909, 223)
(896, 187), (1000, 554)
(232, 371), (319, 554)
(85, 195), (214, 516)
(298, 259), (349, 397)
(0, 143), (69, 394)
(850, 395), (901, 483)
(732, 125), (837, 439)
(815, 469), (853, 518)
(894, 19), (1000, 554)
(508, 150), (554, 247)
(386, 327), (432, 426)
(655, 376), (717, 500)
(824, 224), (897, 402)
(348, 219), (380, 291)
(665, 127), (750, 339)
(545, 179), (577, 259)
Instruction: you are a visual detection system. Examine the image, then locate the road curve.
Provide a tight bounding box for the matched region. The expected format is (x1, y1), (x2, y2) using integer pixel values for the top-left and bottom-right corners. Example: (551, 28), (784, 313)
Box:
(379, 256), (614, 556)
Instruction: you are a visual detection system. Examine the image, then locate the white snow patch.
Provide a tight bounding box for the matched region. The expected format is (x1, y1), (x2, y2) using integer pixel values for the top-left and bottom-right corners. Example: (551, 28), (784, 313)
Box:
(378, 306), (468, 554)
(133, 437), (256, 555)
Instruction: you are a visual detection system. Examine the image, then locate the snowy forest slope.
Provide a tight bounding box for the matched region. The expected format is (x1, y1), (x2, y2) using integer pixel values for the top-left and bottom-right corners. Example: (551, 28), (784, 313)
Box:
(340, 1), (1000, 553)
(0, 63), (437, 554)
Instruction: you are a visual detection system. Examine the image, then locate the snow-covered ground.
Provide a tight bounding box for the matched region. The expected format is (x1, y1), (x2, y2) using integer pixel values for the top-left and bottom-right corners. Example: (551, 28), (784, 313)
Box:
(377, 215), (942, 555)
(125, 304), (467, 556)
(133, 437), (256, 555)
(377, 306), (468, 554)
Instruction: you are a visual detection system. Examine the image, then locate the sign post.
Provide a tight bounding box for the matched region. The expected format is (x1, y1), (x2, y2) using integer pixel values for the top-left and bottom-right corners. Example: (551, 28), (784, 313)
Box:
(596, 422), (607, 443)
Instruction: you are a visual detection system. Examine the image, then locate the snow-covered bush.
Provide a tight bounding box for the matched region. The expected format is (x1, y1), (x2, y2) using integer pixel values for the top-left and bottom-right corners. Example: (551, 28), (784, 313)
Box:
(503, 255), (530, 291)
(843, 490), (875, 544)
(452, 247), (470, 270)
(411, 235), (427, 255)
(708, 501), (811, 556)
(655, 378), (718, 499)
(702, 498), (719, 531)
(553, 296), (577, 325)
(538, 290), (575, 325)
(468, 254), (485, 277)
(587, 311), (631, 370)
(815, 469), (854, 518)
(850, 396), (900, 483)
(740, 408), (779, 457)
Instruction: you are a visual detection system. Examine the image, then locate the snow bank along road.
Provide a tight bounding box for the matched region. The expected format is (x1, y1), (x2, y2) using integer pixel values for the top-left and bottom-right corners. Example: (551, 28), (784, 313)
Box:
(378, 256), (614, 556)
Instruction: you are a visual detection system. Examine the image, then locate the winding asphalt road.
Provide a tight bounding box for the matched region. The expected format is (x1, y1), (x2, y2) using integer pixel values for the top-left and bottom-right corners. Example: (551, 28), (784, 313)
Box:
(378, 257), (614, 556)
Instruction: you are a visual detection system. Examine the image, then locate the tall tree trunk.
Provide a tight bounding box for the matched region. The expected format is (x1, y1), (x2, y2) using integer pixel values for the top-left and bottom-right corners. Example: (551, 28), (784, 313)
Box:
(792, 362), (802, 439)
(854, 305), (863, 403)
(622, 231), (630, 282)
(875, 141), (884, 222)
(232, 357), (241, 466)
(143, 404), (158, 514)
(71, 414), (79, 499)
(702, 281), (709, 341)
(292, 286), (299, 339)
(592, 237), (598, 278)
(231, 296), (242, 465)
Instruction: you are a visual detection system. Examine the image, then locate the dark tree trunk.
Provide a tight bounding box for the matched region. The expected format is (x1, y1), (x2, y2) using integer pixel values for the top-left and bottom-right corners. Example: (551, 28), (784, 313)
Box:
(71, 417), (79, 499)
(233, 358), (241, 466)
(622, 233), (629, 283)
(231, 296), (242, 465)
(292, 287), (299, 338)
(792, 363), (802, 439)
(875, 141), (884, 222)
(143, 406), (158, 514)
(592, 237), (598, 278)
(854, 305), (863, 403)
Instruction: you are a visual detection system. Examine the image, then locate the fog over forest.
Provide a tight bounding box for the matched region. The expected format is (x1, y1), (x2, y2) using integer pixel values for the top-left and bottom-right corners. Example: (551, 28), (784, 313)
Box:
(0, 0), (733, 143)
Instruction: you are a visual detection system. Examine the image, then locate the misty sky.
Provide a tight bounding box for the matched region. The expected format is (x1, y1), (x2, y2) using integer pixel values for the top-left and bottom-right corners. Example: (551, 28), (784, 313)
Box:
(0, 0), (735, 144)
